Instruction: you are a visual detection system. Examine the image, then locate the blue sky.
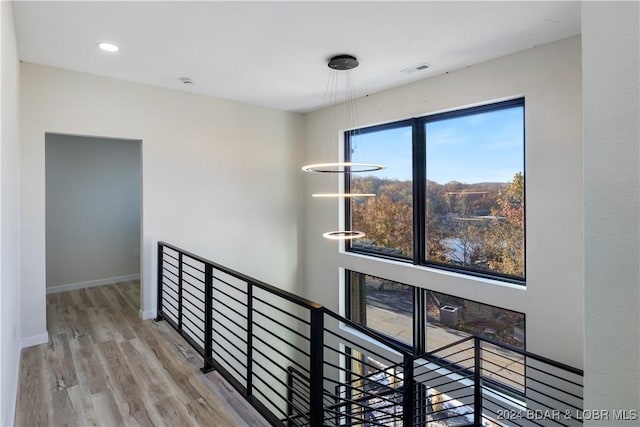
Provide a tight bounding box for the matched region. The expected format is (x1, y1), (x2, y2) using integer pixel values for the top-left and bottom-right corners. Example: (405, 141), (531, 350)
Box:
(350, 106), (524, 184)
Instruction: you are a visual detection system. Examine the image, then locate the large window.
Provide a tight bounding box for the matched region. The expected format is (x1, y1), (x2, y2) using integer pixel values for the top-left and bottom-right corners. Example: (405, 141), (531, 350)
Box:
(347, 270), (525, 353)
(347, 99), (525, 283)
(349, 122), (413, 258)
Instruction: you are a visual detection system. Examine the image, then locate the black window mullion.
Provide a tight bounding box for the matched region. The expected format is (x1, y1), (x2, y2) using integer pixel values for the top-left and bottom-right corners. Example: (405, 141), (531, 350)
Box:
(413, 287), (426, 355)
(413, 118), (426, 265)
(345, 131), (354, 251)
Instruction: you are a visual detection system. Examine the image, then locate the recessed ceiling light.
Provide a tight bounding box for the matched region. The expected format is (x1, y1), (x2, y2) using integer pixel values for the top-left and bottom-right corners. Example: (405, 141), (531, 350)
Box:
(178, 77), (194, 85)
(97, 42), (119, 52)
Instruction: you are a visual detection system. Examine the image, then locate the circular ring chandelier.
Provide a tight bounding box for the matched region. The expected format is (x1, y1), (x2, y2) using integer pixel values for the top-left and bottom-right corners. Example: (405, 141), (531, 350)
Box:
(322, 231), (365, 240)
(302, 54), (383, 240)
(301, 162), (385, 173)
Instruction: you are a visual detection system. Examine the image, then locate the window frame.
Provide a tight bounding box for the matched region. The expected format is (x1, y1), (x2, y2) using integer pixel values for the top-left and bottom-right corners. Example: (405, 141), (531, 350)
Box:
(345, 269), (527, 359)
(345, 98), (526, 285)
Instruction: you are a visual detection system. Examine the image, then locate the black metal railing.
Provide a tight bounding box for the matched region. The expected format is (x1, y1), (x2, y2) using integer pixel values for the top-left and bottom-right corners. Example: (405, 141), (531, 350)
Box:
(156, 242), (583, 427)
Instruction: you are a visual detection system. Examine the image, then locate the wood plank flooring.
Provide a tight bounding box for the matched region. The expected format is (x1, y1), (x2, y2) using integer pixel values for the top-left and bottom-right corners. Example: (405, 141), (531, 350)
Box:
(15, 281), (270, 427)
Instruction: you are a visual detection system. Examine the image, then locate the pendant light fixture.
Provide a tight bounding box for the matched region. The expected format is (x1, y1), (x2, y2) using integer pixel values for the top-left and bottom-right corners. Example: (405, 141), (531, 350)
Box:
(302, 54), (386, 240)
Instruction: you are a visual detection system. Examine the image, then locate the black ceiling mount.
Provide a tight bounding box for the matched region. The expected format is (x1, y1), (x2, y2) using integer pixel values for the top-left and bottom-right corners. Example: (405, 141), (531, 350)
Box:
(328, 55), (359, 70)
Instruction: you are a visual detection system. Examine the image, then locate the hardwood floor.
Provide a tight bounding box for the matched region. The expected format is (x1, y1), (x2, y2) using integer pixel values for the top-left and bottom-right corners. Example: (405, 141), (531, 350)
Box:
(15, 281), (270, 427)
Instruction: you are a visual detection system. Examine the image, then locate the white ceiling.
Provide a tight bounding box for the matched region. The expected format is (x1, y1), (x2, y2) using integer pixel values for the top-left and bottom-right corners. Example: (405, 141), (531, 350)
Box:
(13, 1), (581, 113)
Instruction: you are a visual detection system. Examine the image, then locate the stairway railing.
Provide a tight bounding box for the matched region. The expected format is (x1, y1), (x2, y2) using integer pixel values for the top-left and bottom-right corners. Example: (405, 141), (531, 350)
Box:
(155, 241), (583, 426)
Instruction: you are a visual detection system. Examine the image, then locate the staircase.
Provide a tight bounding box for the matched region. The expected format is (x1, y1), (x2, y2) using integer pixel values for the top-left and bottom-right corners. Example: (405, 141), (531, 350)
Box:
(155, 242), (583, 427)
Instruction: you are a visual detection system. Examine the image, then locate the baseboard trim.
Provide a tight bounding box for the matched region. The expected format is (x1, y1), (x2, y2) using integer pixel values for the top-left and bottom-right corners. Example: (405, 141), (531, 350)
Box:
(46, 274), (140, 294)
(139, 309), (156, 320)
(21, 332), (49, 349)
(7, 342), (22, 427)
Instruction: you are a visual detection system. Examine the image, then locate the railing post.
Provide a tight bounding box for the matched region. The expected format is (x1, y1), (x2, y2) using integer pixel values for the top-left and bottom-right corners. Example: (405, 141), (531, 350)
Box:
(309, 307), (324, 427)
(155, 243), (164, 321)
(403, 354), (415, 427)
(246, 283), (253, 398)
(473, 337), (482, 426)
(201, 263), (214, 373)
(178, 252), (183, 331)
(286, 367), (293, 426)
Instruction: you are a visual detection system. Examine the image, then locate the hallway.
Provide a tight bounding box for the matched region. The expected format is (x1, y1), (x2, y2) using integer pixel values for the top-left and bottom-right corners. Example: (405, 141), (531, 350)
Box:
(15, 282), (269, 426)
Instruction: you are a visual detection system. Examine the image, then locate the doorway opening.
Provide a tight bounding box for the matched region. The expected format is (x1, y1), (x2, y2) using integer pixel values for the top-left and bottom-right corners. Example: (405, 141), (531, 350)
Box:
(44, 133), (142, 309)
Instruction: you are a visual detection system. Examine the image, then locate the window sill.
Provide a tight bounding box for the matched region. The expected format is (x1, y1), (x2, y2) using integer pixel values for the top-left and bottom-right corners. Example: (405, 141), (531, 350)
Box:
(340, 249), (527, 291)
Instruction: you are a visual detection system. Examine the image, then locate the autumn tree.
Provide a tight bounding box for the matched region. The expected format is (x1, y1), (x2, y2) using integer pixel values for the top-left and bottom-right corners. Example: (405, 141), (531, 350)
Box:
(351, 178), (413, 257)
(483, 172), (525, 276)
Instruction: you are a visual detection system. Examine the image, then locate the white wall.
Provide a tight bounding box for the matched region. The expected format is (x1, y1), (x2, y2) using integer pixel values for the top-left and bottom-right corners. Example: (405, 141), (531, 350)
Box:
(0, 1), (22, 425)
(20, 63), (304, 341)
(45, 134), (141, 289)
(302, 36), (584, 368)
(582, 2), (639, 422)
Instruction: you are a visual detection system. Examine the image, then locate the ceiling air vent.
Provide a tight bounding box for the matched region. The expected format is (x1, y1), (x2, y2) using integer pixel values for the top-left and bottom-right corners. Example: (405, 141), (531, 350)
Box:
(401, 63), (431, 74)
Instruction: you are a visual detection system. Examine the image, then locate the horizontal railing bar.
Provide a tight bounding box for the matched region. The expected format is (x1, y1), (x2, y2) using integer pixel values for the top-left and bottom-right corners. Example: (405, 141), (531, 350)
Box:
(322, 359), (401, 392)
(212, 285), (247, 308)
(322, 376), (400, 408)
(162, 289), (179, 305)
(481, 398), (531, 427)
(424, 383), (475, 401)
(253, 321), (311, 357)
(480, 368), (525, 388)
(339, 399), (401, 420)
(431, 344), (476, 361)
(161, 259), (179, 271)
(251, 359), (294, 394)
(212, 319), (247, 344)
(481, 356), (526, 376)
(180, 259), (205, 274)
(212, 306), (248, 334)
(287, 366), (311, 384)
(180, 287), (205, 306)
(421, 335), (476, 357)
(163, 287), (179, 304)
(251, 360), (310, 411)
(162, 250), (179, 262)
(514, 394), (576, 426)
(181, 269), (205, 286)
(211, 348), (247, 380)
(212, 296), (248, 324)
(212, 275), (248, 296)
(252, 312), (310, 344)
(212, 277), (248, 297)
(525, 375), (583, 401)
(524, 363), (584, 389)
(161, 296), (179, 313)
(252, 295), (311, 326)
(161, 271), (179, 286)
(478, 336), (583, 376)
(323, 310), (412, 357)
(525, 384), (583, 412)
(322, 406), (393, 427)
(212, 332), (248, 359)
(323, 329), (400, 366)
(182, 301), (205, 324)
(414, 355), (475, 377)
(481, 347), (525, 364)
(331, 384), (400, 405)
(249, 386), (291, 420)
(181, 314), (205, 334)
(322, 341), (401, 375)
(160, 242), (321, 309)
(181, 321), (205, 341)
(181, 297), (204, 317)
(252, 335), (310, 374)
